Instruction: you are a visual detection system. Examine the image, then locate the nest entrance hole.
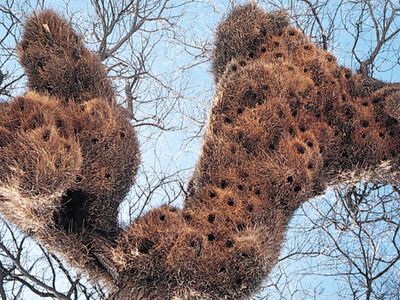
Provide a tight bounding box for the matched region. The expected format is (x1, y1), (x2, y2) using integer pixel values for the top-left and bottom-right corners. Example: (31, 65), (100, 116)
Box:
(53, 189), (90, 233)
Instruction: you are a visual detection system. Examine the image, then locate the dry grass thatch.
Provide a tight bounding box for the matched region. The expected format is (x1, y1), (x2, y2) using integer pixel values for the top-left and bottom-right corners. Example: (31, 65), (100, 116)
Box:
(111, 4), (399, 298)
(18, 10), (115, 103)
(0, 4), (398, 299)
(0, 10), (140, 283)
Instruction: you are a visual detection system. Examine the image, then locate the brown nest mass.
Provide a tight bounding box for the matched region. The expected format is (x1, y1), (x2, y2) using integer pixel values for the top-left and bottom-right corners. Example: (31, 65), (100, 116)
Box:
(0, 3), (398, 299)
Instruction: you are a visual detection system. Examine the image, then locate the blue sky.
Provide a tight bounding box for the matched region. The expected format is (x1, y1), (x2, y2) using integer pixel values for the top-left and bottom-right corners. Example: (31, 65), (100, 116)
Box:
(0, 0), (399, 299)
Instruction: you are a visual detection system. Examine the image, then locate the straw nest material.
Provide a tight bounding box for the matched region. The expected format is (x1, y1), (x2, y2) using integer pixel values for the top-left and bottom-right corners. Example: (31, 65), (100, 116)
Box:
(0, 4), (398, 299)
(0, 10), (139, 282)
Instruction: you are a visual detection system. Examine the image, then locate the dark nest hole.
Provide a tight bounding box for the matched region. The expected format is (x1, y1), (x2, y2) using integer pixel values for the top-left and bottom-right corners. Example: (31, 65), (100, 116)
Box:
(208, 214), (216, 223)
(268, 143), (276, 151)
(28, 113), (45, 130)
(183, 213), (192, 222)
(209, 190), (217, 198)
(294, 186), (302, 193)
(224, 116), (233, 124)
(299, 125), (307, 132)
(342, 105), (355, 119)
(220, 179), (228, 189)
(42, 130), (51, 141)
(55, 118), (64, 129)
(53, 189), (90, 234)
(242, 90), (263, 107)
(296, 144), (306, 154)
(361, 120), (370, 128)
(138, 238), (155, 254)
(236, 222), (246, 232)
(225, 240), (234, 248)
